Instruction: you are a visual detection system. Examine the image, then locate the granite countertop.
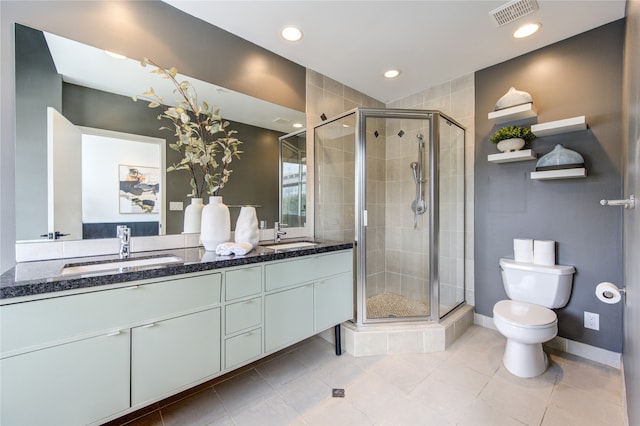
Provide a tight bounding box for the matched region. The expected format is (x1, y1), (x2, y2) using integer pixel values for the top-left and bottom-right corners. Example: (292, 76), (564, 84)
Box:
(0, 239), (353, 301)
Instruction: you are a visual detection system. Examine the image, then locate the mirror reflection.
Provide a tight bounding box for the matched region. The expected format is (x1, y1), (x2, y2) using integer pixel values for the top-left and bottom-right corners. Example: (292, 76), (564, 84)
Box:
(279, 130), (307, 228)
(14, 23), (306, 242)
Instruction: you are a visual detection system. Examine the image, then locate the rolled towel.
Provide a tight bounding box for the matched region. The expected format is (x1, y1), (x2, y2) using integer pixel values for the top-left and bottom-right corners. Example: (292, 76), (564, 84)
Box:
(215, 242), (234, 256)
(235, 206), (259, 248)
(231, 242), (253, 256)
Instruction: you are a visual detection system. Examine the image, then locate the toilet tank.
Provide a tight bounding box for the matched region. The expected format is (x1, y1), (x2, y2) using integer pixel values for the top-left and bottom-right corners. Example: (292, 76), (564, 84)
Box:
(499, 258), (575, 308)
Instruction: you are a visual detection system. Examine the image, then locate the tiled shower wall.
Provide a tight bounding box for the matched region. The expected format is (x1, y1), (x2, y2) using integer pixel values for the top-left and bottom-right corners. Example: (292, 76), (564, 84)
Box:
(305, 69), (383, 242)
(387, 74), (475, 307)
(307, 68), (475, 308)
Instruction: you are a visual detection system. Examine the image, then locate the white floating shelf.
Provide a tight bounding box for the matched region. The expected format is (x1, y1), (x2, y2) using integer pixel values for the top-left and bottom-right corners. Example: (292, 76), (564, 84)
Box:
(488, 103), (537, 124)
(531, 116), (587, 137)
(488, 149), (537, 163)
(530, 168), (587, 180)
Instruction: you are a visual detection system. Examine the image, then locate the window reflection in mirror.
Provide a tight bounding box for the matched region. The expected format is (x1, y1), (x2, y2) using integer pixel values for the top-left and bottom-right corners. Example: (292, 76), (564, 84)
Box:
(279, 130), (307, 228)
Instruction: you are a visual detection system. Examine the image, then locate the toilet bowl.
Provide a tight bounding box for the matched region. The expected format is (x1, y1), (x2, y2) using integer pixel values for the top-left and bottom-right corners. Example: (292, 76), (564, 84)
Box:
(493, 300), (558, 378)
(493, 258), (575, 378)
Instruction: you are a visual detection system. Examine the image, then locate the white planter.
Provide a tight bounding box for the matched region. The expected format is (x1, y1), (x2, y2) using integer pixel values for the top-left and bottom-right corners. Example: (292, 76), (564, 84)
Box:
(200, 196), (230, 251)
(235, 206), (259, 248)
(497, 138), (526, 152)
(183, 198), (204, 234)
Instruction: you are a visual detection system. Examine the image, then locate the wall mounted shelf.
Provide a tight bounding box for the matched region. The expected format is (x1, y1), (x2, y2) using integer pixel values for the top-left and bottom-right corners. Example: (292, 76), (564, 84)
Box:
(531, 116), (587, 137)
(488, 149), (537, 163)
(530, 168), (587, 180)
(488, 103), (537, 124)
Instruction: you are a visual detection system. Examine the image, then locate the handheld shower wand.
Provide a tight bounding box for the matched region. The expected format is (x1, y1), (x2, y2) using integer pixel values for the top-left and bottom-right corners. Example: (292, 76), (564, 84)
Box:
(410, 134), (427, 229)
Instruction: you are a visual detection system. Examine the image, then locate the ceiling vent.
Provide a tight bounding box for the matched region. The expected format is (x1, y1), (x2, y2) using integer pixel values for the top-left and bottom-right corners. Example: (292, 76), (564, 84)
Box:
(489, 0), (539, 26)
(272, 117), (291, 125)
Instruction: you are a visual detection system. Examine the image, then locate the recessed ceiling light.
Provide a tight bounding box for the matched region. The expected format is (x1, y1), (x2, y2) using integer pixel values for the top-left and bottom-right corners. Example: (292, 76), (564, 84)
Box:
(293, 122), (303, 128)
(384, 69), (401, 79)
(513, 22), (541, 39)
(104, 50), (127, 60)
(281, 26), (303, 42)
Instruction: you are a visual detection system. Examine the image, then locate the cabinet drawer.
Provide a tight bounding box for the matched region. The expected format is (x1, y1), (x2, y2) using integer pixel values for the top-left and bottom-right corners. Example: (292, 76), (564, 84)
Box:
(265, 251), (352, 291)
(225, 328), (262, 369)
(225, 266), (262, 301)
(225, 297), (262, 335)
(1, 272), (221, 356)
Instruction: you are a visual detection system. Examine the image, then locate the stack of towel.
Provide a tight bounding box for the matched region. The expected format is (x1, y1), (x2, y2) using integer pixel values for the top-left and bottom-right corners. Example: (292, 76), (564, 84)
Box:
(215, 242), (253, 256)
(215, 206), (260, 256)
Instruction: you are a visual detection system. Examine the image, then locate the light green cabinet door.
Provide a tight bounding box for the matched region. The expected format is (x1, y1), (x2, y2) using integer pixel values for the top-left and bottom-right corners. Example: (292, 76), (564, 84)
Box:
(131, 308), (221, 406)
(1, 330), (130, 426)
(314, 272), (354, 332)
(264, 285), (314, 352)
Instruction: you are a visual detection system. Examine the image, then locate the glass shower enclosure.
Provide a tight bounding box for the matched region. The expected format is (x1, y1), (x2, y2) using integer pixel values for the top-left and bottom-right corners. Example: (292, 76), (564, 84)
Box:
(314, 108), (465, 324)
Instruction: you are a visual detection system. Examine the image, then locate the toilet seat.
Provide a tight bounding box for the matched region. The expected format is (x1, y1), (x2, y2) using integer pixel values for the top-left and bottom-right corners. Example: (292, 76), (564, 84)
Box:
(493, 300), (557, 328)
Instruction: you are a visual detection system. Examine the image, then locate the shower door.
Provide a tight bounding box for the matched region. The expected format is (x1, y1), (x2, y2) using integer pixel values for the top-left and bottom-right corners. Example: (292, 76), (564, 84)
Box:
(360, 109), (435, 323)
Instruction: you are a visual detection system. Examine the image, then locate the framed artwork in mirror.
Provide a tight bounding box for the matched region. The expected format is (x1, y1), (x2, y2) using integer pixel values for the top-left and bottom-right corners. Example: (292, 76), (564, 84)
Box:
(118, 165), (160, 214)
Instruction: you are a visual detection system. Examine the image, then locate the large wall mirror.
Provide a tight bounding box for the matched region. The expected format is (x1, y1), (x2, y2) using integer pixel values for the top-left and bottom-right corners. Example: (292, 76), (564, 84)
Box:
(14, 23), (307, 243)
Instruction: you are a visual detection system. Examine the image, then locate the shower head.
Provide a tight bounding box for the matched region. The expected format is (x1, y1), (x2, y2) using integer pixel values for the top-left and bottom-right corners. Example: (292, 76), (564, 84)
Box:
(410, 162), (419, 182)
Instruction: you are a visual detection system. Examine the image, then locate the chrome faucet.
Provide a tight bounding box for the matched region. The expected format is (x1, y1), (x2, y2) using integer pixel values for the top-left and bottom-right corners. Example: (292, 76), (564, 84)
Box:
(117, 225), (130, 259)
(274, 222), (288, 243)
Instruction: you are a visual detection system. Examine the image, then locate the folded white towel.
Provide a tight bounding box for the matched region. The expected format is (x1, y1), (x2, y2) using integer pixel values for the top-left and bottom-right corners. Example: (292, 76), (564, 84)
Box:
(231, 242), (253, 256)
(235, 206), (259, 248)
(215, 242), (234, 256)
(215, 242), (253, 256)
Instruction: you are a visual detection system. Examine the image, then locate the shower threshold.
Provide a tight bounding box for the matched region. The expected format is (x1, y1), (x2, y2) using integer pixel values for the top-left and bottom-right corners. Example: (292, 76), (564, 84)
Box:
(338, 304), (473, 356)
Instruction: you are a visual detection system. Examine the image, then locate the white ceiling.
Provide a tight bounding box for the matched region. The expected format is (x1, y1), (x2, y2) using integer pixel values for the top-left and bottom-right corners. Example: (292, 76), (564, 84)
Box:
(164, 0), (626, 103)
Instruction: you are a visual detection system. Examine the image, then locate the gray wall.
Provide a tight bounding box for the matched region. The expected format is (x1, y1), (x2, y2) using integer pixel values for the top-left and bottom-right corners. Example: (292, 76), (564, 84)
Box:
(0, 0), (305, 272)
(474, 20), (625, 352)
(622, 1), (640, 423)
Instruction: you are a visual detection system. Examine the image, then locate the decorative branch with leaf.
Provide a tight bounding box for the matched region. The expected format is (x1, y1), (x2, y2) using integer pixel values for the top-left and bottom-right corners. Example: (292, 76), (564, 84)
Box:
(133, 58), (242, 198)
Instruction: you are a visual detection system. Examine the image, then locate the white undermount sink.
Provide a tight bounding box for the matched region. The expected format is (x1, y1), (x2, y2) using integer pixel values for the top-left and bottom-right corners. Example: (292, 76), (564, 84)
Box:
(61, 255), (183, 275)
(262, 241), (319, 250)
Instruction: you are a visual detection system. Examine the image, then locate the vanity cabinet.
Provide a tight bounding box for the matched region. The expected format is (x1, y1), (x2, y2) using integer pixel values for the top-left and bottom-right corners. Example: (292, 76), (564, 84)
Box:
(0, 247), (353, 425)
(264, 251), (353, 352)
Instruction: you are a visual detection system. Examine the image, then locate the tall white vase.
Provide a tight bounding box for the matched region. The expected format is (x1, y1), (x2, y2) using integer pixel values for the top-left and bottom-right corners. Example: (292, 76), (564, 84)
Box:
(201, 196), (230, 251)
(183, 198), (204, 234)
(235, 206), (259, 248)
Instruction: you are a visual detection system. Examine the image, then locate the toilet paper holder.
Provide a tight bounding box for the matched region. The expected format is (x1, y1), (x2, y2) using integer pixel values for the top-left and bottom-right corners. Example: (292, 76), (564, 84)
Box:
(595, 282), (626, 304)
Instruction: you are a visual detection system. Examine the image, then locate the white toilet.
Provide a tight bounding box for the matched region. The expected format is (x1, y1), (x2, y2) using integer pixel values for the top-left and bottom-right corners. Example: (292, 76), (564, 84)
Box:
(493, 258), (575, 378)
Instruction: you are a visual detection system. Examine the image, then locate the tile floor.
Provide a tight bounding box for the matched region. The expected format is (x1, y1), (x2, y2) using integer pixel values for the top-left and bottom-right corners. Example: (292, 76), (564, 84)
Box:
(114, 325), (625, 426)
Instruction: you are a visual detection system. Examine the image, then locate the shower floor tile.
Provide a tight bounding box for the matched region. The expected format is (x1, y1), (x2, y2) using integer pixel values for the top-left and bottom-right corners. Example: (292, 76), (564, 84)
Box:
(109, 325), (627, 426)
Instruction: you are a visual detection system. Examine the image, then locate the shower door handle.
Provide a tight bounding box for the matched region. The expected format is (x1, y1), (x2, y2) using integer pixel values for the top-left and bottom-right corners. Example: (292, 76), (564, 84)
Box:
(363, 210), (368, 227)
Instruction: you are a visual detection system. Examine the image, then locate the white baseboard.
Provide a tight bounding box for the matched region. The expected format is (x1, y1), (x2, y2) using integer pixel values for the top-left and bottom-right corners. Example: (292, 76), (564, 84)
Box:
(474, 313), (621, 369)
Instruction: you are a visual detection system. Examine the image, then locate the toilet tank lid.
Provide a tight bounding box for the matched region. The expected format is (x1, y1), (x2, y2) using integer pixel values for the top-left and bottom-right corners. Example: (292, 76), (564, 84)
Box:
(499, 258), (575, 275)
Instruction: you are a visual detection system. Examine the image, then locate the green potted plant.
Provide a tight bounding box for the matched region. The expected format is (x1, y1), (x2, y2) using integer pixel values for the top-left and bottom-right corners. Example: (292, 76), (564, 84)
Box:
(489, 125), (535, 152)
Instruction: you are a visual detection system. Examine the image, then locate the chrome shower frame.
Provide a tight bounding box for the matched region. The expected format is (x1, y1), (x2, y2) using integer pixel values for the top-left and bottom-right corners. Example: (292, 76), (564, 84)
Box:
(313, 107), (465, 326)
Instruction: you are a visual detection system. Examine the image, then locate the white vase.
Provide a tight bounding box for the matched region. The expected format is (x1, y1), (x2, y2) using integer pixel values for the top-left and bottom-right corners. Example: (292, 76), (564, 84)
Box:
(235, 206), (259, 248)
(183, 198), (204, 234)
(200, 196), (231, 251)
(497, 138), (525, 152)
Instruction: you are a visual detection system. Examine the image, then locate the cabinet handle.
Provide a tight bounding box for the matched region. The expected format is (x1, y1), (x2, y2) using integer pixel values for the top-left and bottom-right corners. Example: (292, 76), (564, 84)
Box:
(106, 330), (122, 336)
(124, 285), (140, 290)
(141, 323), (156, 328)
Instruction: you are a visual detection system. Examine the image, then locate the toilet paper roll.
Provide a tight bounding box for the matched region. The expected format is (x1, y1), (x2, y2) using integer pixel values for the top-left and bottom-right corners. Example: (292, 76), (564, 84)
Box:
(514, 239), (533, 263)
(533, 240), (555, 266)
(595, 282), (622, 304)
